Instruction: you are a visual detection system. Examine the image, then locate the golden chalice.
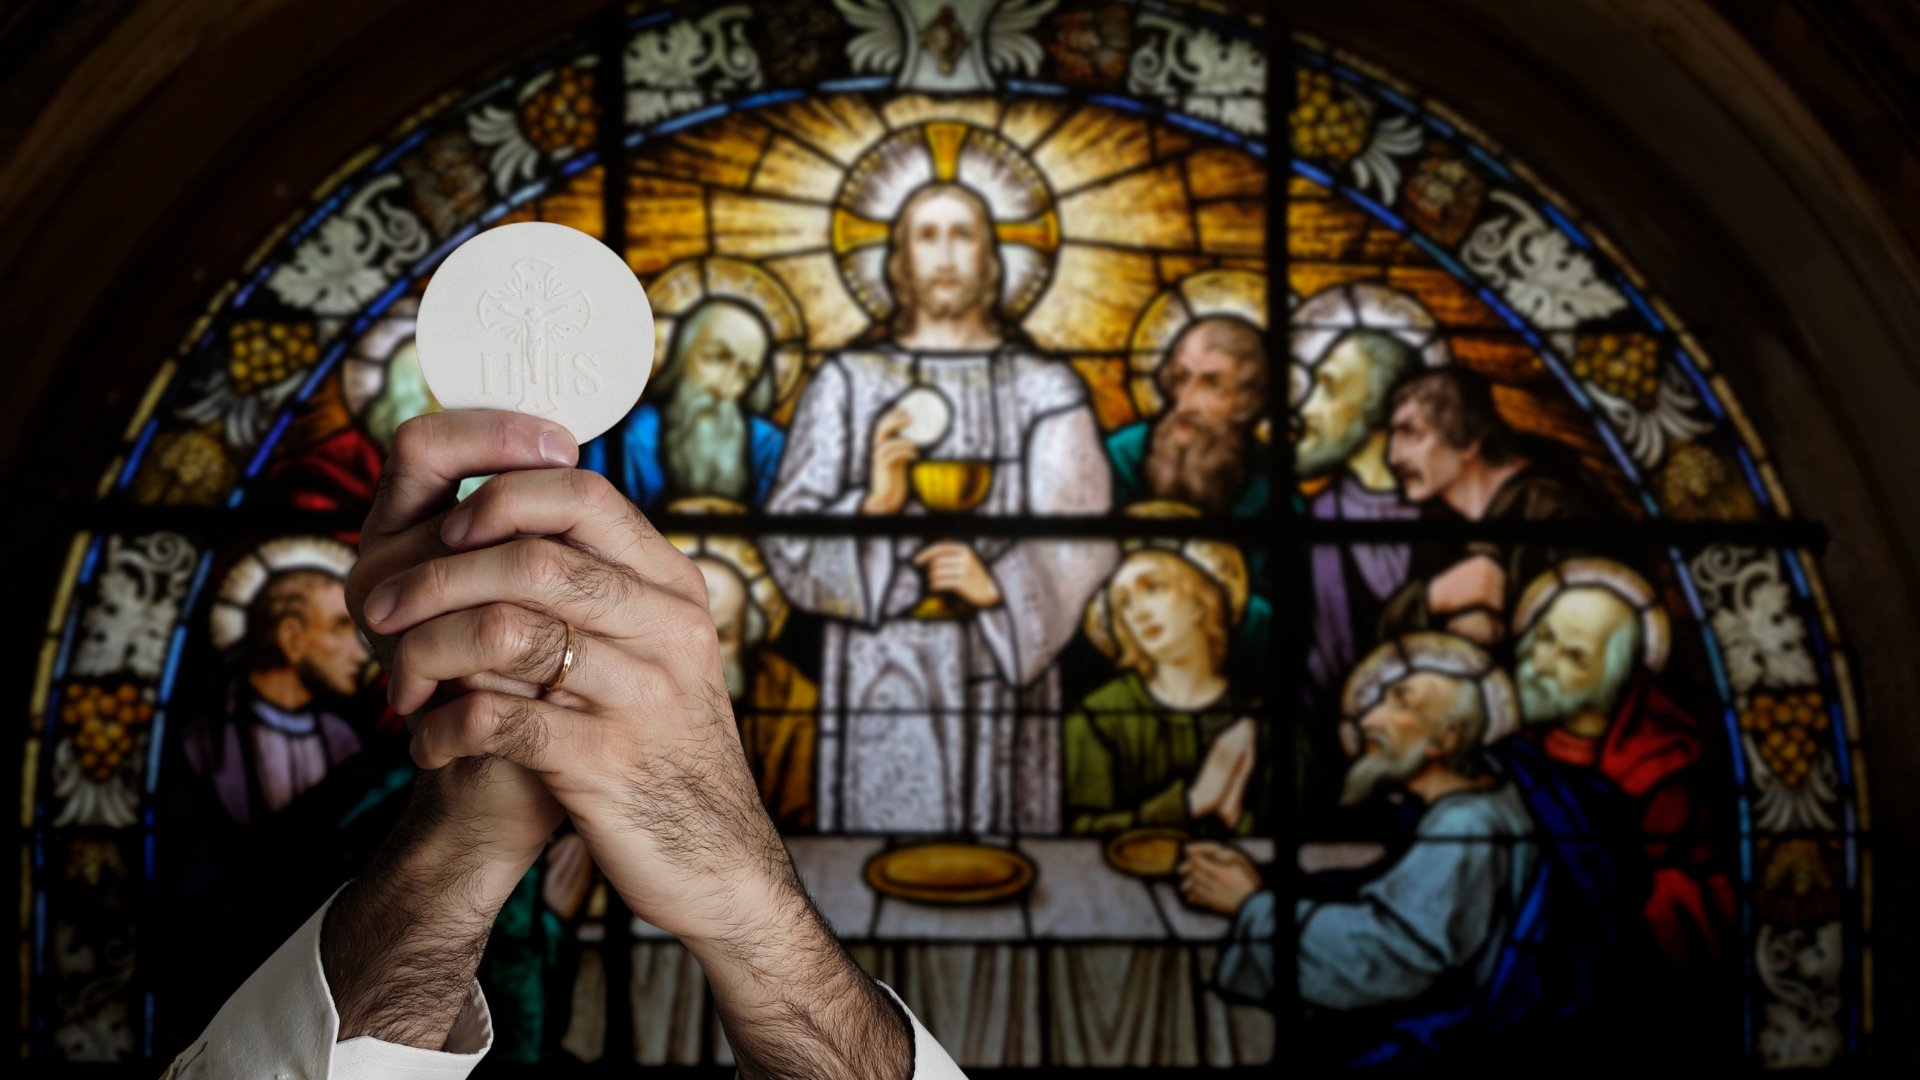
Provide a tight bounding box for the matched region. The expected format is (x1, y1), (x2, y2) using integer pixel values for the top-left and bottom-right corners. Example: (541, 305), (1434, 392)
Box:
(909, 459), (994, 619)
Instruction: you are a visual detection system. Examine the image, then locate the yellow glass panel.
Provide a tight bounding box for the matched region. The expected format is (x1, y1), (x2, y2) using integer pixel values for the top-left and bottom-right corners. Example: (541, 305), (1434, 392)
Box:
(1069, 357), (1137, 431)
(832, 208), (891, 251)
(1058, 162), (1194, 249)
(1022, 244), (1158, 352)
(999, 98), (1069, 148)
(881, 94), (1002, 131)
(1288, 261), (1379, 300)
(497, 163), (603, 236)
(1195, 198), (1264, 256)
(753, 135), (847, 203)
(712, 190), (832, 258)
(1384, 266), (1506, 328)
(626, 174), (709, 276)
(924, 122), (967, 182)
(643, 114), (771, 188)
(1185, 147), (1264, 200)
(1152, 124), (1196, 159)
(761, 95), (888, 166)
(1032, 106), (1152, 193)
(1158, 254), (1214, 285)
(994, 213), (1059, 252)
(763, 251), (871, 350)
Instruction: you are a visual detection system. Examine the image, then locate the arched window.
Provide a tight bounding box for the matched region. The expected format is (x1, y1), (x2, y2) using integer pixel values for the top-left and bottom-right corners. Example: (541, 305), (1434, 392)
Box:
(23, 2), (1865, 1070)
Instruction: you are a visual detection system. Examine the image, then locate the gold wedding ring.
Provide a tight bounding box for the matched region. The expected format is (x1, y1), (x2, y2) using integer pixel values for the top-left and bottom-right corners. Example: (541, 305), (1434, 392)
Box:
(544, 621), (578, 693)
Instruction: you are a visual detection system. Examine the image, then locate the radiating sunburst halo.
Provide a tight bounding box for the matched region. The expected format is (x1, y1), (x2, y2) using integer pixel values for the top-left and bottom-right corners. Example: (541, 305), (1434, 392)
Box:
(832, 121), (1060, 321)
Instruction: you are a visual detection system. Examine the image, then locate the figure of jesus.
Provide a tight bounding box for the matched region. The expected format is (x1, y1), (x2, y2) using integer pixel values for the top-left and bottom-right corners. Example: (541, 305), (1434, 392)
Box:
(764, 183), (1118, 833)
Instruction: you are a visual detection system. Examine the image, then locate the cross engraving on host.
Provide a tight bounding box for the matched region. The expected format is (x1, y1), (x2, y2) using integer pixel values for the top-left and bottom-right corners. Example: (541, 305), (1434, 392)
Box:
(476, 256), (594, 415)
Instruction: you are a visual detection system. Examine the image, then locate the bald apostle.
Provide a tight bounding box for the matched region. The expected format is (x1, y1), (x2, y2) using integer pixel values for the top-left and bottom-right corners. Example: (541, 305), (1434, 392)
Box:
(1197, 635), (1533, 1044)
(764, 181), (1117, 833)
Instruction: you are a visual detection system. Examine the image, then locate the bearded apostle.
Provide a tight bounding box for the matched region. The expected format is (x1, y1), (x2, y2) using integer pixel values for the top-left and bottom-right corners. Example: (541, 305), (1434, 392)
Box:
(1197, 636), (1532, 1028)
(582, 298), (787, 510)
(764, 182), (1117, 833)
(1512, 558), (1736, 976)
(1107, 315), (1271, 517)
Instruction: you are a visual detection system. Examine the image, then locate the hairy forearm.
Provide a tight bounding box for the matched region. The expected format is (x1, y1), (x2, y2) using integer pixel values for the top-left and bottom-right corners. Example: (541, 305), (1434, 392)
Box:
(320, 789), (535, 1048)
(690, 887), (913, 1080)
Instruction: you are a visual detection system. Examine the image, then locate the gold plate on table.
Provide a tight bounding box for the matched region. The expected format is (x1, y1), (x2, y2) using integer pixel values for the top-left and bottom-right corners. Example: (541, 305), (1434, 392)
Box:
(1104, 827), (1188, 878)
(864, 843), (1035, 905)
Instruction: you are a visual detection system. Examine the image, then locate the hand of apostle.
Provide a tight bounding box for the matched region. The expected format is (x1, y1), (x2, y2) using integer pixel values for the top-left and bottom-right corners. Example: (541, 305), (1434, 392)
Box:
(1176, 841), (1264, 916)
(1187, 716), (1257, 829)
(1427, 553), (1506, 619)
(862, 405), (921, 515)
(359, 412), (915, 1078)
(1443, 608), (1505, 646)
(324, 410), (578, 1047)
(911, 540), (1003, 608)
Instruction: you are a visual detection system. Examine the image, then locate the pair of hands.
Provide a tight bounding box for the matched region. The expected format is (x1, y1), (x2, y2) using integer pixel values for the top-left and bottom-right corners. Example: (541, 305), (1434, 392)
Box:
(346, 410), (786, 947)
(328, 410), (910, 1076)
(1187, 716), (1257, 830)
(862, 403), (1002, 609)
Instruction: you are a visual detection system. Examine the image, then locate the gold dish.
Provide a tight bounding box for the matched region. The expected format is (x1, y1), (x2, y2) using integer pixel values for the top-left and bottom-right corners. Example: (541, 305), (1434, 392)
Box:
(864, 843), (1035, 905)
(1104, 827), (1188, 878)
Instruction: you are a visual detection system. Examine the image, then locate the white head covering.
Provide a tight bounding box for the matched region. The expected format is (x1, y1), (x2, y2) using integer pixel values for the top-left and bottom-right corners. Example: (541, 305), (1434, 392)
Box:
(1340, 631), (1520, 757)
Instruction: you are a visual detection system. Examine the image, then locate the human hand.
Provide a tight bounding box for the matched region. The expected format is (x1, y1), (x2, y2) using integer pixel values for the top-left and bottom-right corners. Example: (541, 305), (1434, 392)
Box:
(861, 406), (920, 515)
(1187, 716), (1257, 828)
(911, 540), (1002, 608)
(1427, 553), (1505, 618)
(363, 436), (912, 1074)
(1177, 841), (1263, 916)
(324, 411), (580, 1046)
(346, 411), (577, 873)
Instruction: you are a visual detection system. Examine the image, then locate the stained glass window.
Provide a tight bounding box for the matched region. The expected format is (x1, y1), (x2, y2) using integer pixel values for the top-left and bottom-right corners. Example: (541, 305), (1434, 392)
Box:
(25, 1), (1866, 1070)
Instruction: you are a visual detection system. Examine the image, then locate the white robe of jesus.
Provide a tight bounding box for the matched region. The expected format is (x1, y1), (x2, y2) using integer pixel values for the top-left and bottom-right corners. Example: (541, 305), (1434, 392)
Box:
(764, 343), (1118, 834)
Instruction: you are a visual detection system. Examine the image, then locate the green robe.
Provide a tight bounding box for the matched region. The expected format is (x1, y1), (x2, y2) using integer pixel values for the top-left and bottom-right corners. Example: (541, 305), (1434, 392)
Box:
(1063, 672), (1263, 834)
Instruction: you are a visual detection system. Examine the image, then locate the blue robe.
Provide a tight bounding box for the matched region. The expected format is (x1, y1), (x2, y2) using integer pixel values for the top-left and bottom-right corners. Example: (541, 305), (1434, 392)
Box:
(579, 401), (786, 510)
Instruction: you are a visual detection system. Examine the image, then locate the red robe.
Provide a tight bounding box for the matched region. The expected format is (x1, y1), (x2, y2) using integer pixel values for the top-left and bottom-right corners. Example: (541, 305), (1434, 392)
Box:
(261, 427), (385, 526)
(258, 427), (408, 737)
(1536, 676), (1735, 973)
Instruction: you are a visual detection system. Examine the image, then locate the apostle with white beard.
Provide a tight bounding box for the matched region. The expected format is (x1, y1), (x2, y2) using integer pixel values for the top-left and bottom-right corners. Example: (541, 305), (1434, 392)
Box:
(1192, 634), (1532, 1017)
(764, 181), (1118, 833)
(581, 298), (787, 509)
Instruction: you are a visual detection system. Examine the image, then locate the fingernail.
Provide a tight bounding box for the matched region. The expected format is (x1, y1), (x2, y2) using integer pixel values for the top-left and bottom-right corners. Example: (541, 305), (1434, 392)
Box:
(441, 506), (472, 547)
(365, 583), (398, 624)
(539, 430), (575, 467)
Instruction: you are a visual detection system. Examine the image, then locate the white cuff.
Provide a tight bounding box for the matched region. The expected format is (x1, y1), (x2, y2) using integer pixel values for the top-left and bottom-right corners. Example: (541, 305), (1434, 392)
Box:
(875, 978), (969, 1079)
(161, 882), (494, 1079)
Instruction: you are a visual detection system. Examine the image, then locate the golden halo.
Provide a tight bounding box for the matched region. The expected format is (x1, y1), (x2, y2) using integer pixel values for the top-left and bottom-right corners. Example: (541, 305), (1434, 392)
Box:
(662, 496), (790, 643)
(645, 257), (810, 410)
(1126, 270), (1268, 419)
(208, 536), (358, 652)
(1082, 501), (1251, 660)
(832, 121), (1060, 321)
